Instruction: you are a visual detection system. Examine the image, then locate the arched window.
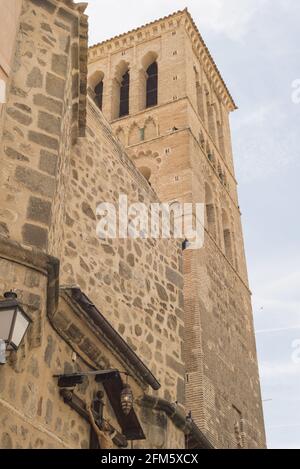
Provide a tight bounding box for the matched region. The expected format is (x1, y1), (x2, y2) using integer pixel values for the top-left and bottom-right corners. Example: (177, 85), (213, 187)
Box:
(146, 62), (158, 108)
(94, 80), (103, 110)
(119, 70), (130, 117)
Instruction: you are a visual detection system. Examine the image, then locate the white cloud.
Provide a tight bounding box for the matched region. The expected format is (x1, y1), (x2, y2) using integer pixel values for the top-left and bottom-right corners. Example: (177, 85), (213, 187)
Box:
(192, 0), (270, 41)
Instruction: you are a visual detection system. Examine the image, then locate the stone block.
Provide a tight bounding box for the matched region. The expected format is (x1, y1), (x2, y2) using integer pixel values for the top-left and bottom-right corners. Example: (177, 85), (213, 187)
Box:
(46, 73), (65, 100)
(22, 223), (48, 249)
(15, 166), (56, 198)
(27, 196), (52, 225)
(28, 130), (59, 151)
(39, 150), (58, 176)
(38, 111), (61, 136)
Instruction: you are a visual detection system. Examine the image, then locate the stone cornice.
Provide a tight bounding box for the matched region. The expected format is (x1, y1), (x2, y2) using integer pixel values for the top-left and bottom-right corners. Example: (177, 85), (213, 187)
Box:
(89, 9), (185, 53)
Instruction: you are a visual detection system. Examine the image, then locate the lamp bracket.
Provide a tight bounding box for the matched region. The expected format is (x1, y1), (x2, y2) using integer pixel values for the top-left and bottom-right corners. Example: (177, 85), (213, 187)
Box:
(53, 369), (121, 388)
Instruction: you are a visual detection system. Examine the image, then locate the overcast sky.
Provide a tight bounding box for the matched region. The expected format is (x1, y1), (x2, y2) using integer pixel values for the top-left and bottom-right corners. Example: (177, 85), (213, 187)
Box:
(82, 0), (300, 449)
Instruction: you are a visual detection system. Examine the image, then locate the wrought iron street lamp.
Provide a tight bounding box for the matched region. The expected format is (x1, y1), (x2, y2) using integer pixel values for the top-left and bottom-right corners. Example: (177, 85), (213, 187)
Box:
(0, 291), (32, 364)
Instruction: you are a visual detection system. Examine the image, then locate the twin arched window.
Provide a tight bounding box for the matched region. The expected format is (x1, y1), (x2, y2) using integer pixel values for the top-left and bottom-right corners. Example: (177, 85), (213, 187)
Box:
(118, 61), (157, 117)
(91, 59), (158, 119)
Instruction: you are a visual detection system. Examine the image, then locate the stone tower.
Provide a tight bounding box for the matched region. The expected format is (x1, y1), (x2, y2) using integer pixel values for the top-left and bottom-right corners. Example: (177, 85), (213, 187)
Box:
(88, 9), (266, 449)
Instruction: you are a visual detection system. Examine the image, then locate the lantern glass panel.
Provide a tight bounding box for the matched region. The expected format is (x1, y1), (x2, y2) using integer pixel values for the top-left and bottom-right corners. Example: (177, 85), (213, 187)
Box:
(0, 307), (16, 342)
(10, 308), (30, 349)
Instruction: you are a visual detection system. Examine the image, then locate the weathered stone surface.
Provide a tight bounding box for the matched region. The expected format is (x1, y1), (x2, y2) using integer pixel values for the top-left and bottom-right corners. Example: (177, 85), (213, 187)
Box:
(22, 224), (48, 249)
(27, 356), (40, 378)
(133, 296), (142, 308)
(7, 107), (32, 126)
(39, 150), (58, 176)
(15, 166), (56, 198)
(40, 22), (51, 33)
(45, 399), (53, 425)
(166, 266), (183, 289)
(102, 244), (114, 255)
(5, 147), (29, 162)
(28, 130), (59, 151)
(166, 355), (185, 376)
(38, 111), (61, 136)
(72, 73), (79, 98)
(119, 261), (132, 280)
(33, 94), (63, 115)
(58, 7), (77, 25)
(20, 22), (34, 33)
(26, 67), (43, 88)
(24, 270), (40, 288)
(155, 283), (168, 302)
(27, 196), (52, 225)
(46, 73), (65, 99)
(31, 0), (56, 14)
(14, 103), (31, 113)
(0, 222), (9, 237)
(44, 336), (56, 368)
(81, 201), (95, 220)
(71, 43), (79, 69)
(0, 433), (13, 449)
(127, 253), (135, 267)
(51, 54), (68, 77)
(135, 325), (142, 336)
(0, 371), (5, 394)
(177, 378), (185, 405)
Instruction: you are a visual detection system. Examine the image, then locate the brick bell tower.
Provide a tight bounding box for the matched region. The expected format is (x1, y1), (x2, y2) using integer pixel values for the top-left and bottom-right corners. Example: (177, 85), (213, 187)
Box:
(88, 9), (266, 448)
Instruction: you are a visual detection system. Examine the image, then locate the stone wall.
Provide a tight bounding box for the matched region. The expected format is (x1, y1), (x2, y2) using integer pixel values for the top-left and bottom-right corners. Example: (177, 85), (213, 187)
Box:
(59, 98), (185, 406)
(0, 0), (87, 253)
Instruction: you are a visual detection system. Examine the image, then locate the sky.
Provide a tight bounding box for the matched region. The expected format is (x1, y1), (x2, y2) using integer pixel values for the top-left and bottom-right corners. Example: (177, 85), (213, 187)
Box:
(81, 0), (300, 449)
